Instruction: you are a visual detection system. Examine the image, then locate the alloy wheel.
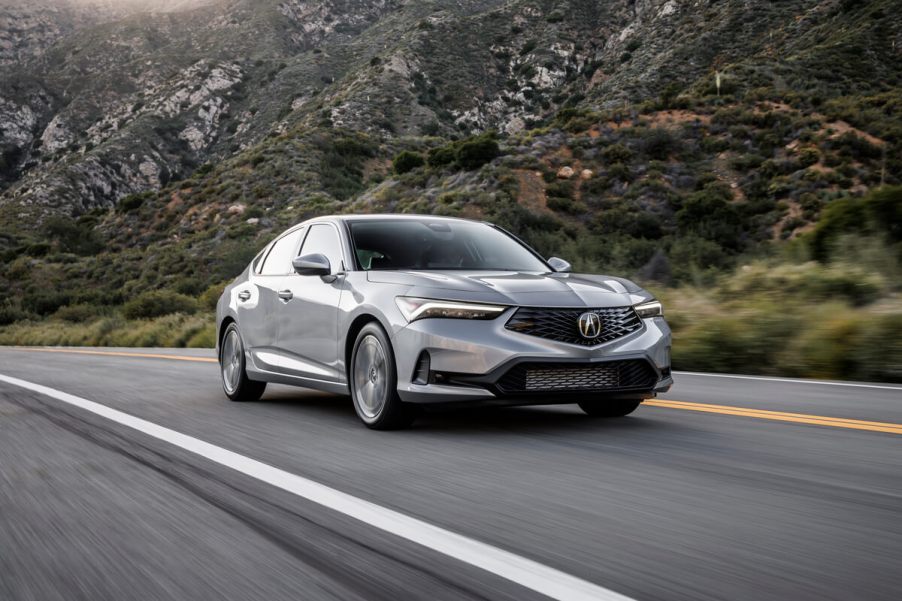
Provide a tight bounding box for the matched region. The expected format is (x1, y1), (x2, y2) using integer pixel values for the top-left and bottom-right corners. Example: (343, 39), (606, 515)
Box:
(221, 329), (242, 394)
(353, 334), (388, 419)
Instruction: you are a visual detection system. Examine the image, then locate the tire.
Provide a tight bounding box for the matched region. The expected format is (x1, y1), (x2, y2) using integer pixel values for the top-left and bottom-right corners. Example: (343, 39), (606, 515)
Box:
(349, 322), (416, 430)
(578, 399), (642, 417)
(219, 322), (267, 402)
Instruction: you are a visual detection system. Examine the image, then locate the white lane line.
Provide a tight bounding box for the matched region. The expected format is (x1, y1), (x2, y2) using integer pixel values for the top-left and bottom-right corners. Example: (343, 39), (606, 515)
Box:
(673, 371), (902, 391)
(0, 373), (633, 601)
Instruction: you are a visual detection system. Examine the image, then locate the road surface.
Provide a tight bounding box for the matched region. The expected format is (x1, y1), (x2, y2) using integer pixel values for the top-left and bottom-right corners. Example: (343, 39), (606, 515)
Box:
(1, 346), (900, 601)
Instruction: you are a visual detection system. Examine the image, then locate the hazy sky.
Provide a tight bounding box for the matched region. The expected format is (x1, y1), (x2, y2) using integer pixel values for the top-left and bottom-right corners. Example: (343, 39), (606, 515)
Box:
(0, 0), (217, 9)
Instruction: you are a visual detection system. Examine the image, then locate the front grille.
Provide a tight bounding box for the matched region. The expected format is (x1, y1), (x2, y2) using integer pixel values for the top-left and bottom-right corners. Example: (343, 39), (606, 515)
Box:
(505, 306), (642, 346)
(496, 359), (657, 394)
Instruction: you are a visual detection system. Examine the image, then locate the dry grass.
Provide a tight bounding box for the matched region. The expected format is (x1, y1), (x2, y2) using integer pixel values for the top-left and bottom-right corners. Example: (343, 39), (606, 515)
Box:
(0, 314), (215, 348)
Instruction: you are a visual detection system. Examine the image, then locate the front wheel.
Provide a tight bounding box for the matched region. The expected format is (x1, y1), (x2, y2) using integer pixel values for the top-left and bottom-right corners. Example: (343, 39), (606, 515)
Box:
(349, 323), (416, 430)
(220, 323), (266, 402)
(578, 399), (642, 417)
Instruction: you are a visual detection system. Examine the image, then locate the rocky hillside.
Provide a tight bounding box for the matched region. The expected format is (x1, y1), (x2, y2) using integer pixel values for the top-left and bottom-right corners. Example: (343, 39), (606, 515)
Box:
(2, 0), (898, 216)
(0, 0), (900, 315)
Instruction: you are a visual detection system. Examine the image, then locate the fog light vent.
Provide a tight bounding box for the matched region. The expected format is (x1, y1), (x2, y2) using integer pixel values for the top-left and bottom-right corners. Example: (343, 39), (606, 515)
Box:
(412, 351), (431, 385)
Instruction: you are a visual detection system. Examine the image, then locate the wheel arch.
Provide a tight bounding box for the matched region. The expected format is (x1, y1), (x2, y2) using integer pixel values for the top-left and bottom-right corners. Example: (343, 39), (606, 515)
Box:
(344, 313), (392, 379)
(217, 315), (236, 359)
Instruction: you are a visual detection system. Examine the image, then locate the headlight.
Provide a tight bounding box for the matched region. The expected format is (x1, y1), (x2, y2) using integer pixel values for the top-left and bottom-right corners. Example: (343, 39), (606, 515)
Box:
(633, 300), (663, 318)
(395, 297), (507, 322)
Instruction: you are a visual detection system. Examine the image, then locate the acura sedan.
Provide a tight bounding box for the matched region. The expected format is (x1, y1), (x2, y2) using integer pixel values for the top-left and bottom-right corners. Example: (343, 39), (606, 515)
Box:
(217, 215), (672, 429)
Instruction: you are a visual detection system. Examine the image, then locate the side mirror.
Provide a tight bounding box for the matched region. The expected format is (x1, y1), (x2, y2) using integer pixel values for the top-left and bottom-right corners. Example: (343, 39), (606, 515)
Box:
(547, 257), (571, 273)
(292, 253), (331, 276)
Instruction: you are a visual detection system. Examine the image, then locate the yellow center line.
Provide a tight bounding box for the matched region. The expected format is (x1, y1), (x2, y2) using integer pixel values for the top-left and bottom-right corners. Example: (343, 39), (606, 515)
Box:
(6, 347), (218, 363)
(647, 399), (902, 435)
(4, 347), (901, 435)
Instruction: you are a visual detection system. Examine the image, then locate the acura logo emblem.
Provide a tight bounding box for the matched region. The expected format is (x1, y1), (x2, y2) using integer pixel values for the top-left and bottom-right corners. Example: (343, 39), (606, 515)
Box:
(578, 312), (602, 339)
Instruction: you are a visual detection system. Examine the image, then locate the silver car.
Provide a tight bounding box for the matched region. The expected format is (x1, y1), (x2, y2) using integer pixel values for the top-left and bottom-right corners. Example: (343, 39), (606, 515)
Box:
(217, 215), (672, 429)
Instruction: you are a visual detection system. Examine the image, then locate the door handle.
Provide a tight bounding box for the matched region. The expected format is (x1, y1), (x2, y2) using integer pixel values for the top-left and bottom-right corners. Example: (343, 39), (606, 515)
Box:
(278, 289), (294, 301)
(237, 290), (251, 302)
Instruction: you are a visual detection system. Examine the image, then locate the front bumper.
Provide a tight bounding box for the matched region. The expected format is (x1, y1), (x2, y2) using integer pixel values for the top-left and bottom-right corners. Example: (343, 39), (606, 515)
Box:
(393, 308), (672, 405)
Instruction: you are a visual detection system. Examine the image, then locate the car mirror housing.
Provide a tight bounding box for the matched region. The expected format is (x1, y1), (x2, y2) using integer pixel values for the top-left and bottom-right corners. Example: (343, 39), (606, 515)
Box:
(292, 253), (331, 276)
(547, 257), (571, 273)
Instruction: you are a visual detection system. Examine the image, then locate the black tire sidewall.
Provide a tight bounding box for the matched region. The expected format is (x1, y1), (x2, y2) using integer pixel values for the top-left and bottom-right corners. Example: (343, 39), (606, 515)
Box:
(578, 399), (642, 417)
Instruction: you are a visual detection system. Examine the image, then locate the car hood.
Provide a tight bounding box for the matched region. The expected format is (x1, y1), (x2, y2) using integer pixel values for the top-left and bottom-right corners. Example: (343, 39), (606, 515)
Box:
(366, 270), (650, 308)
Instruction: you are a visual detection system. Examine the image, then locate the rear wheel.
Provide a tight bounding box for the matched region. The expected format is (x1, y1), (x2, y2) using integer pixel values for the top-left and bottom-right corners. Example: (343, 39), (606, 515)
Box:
(349, 323), (416, 430)
(578, 399), (642, 417)
(220, 323), (266, 402)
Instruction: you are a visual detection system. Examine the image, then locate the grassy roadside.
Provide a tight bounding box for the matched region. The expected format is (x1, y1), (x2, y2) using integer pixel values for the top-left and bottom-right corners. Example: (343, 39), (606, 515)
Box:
(2, 273), (900, 383)
(0, 313), (215, 349)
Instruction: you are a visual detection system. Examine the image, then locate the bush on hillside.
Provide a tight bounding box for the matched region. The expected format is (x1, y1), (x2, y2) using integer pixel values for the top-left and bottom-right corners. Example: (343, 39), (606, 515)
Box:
(52, 303), (101, 323)
(42, 216), (104, 256)
(720, 262), (885, 306)
(393, 150), (425, 174)
(456, 134), (500, 170)
(123, 290), (198, 319)
(427, 145), (457, 167)
(676, 185), (743, 250)
(808, 186), (902, 261)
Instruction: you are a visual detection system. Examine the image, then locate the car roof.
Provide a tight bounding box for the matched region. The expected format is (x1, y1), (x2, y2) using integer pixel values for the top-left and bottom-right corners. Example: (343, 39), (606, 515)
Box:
(337, 213), (480, 222)
(306, 214), (488, 226)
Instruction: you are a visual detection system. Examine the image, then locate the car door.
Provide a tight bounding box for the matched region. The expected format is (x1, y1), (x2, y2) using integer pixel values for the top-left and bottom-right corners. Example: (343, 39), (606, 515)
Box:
(236, 227), (305, 374)
(276, 222), (346, 382)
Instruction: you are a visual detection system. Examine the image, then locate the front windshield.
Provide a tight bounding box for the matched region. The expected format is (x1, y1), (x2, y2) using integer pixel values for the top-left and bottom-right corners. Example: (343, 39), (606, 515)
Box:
(348, 219), (550, 272)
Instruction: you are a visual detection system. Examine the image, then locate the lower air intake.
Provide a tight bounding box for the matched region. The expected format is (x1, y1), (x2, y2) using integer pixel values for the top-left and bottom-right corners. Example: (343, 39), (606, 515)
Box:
(496, 359), (657, 394)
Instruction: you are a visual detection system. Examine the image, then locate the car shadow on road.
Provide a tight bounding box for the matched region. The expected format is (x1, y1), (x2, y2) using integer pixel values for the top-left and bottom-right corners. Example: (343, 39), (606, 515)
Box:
(257, 385), (668, 436)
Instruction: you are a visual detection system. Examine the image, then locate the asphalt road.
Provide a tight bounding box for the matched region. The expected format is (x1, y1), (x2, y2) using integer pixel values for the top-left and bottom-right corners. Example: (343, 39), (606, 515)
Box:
(1, 346), (900, 601)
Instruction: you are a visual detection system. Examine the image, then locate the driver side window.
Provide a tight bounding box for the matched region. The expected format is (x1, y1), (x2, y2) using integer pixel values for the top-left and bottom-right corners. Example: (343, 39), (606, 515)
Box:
(298, 224), (344, 274)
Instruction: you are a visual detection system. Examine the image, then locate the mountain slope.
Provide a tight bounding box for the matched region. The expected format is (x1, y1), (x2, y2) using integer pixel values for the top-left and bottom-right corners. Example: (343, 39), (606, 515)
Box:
(3, 0), (899, 219)
(0, 0), (898, 313)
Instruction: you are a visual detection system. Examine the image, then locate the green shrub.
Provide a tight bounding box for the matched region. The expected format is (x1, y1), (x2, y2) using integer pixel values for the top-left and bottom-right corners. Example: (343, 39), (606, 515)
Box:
(25, 242), (51, 256)
(673, 305), (797, 374)
(546, 196), (585, 214)
(777, 307), (864, 378)
(52, 303), (100, 323)
(123, 290), (198, 319)
(393, 150), (425, 174)
(797, 147), (821, 168)
(456, 135), (500, 170)
(601, 143), (633, 164)
(641, 128), (680, 160)
(676, 185), (742, 249)
(427, 145), (457, 167)
(545, 180), (573, 199)
(866, 186), (902, 243)
(42, 216), (104, 255)
(187, 323), (216, 348)
(22, 290), (72, 316)
(119, 192), (152, 212)
(848, 313), (902, 382)
(668, 235), (733, 282)
(198, 282), (227, 311)
(807, 186), (902, 261)
(0, 303), (30, 325)
(720, 262), (885, 306)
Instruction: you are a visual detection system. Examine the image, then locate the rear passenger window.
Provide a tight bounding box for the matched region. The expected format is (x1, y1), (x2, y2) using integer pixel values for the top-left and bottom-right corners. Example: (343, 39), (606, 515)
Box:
(259, 229), (304, 275)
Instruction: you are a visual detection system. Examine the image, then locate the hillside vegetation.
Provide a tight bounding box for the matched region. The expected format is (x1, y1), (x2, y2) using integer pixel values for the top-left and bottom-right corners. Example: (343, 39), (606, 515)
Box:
(0, 0), (901, 381)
